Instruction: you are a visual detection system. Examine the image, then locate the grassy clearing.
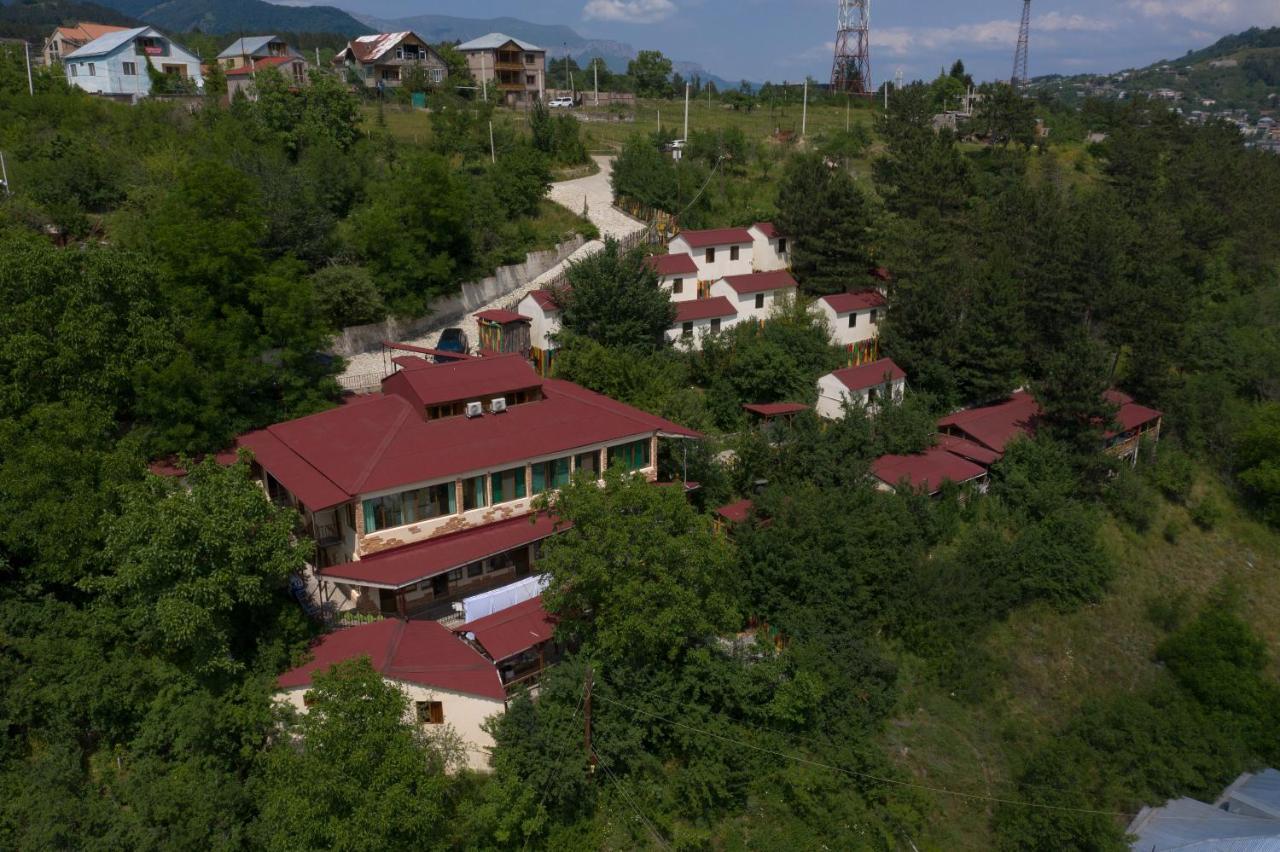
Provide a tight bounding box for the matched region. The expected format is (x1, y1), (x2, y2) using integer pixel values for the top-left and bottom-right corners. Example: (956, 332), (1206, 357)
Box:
(523, 197), (599, 248)
(881, 470), (1280, 849)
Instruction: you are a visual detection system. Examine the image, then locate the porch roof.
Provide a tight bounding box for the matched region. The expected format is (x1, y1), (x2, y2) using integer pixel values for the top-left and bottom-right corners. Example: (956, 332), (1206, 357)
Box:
(318, 512), (563, 590)
(458, 595), (555, 662)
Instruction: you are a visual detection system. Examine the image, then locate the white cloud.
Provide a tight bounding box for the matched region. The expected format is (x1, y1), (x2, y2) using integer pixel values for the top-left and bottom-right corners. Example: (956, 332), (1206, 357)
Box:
(582, 0), (677, 24)
(1125, 0), (1280, 26)
(873, 13), (1113, 58)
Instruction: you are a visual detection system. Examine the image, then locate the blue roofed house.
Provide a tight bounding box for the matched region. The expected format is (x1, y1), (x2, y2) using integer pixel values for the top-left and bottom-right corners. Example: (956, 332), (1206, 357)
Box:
(1127, 768), (1280, 851)
(64, 26), (202, 97)
(216, 35), (302, 72)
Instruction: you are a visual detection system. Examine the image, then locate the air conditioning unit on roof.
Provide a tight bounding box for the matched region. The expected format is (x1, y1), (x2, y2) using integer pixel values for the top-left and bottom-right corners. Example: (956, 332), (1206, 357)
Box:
(465, 401), (484, 418)
(490, 397), (508, 413)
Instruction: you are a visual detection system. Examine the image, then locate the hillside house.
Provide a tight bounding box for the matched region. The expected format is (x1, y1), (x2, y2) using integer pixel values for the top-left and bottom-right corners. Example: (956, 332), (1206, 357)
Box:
(335, 31), (446, 90)
(517, 289), (561, 375)
(709, 269), (798, 322)
(871, 447), (988, 496)
(749, 222), (790, 271)
(936, 388), (1162, 465)
(42, 22), (127, 66)
(667, 297), (738, 347)
(456, 33), (545, 105)
(815, 290), (885, 363)
(815, 358), (906, 419)
(646, 253), (700, 302)
(225, 56), (310, 99)
(217, 35), (303, 71)
(63, 26), (202, 97)
(231, 354), (698, 619)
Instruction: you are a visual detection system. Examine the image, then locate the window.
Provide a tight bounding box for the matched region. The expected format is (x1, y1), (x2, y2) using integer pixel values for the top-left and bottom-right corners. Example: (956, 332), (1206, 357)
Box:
(467, 562), (484, 578)
(730, 246), (740, 261)
(672, 277), (683, 294)
(431, 67), (444, 83)
(161, 64), (185, 78)
(531, 457), (570, 494)
(382, 69), (400, 82)
(710, 318), (721, 333)
(344, 502), (356, 531)
(526, 74), (536, 85)
(292, 62), (305, 84)
(848, 312), (857, 328)
(754, 293), (765, 310)
(681, 321), (693, 338)
(525, 52), (536, 64)
(778, 237), (787, 254)
(461, 475), (488, 511)
(490, 466), (526, 503)
(706, 247), (715, 263)
(870, 309), (879, 325)
(87, 62), (95, 76)
(575, 450), (600, 478)
(396, 47), (404, 60)
(416, 701), (444, 724)
(122, 61), (137, 75)
(608, 439), (651, 472)
(69, 64), (78, 77)
(362, 482), (456, 532)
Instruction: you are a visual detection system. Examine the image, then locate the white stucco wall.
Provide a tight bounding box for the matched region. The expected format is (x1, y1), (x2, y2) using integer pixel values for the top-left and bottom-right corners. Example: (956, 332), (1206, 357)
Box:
(815, 302), (881, 348)
(517, 295), (560, 351)
(816, 374), (905, 419)
(279, 679), (505, 772)
(667, 237), (754, 282)
(749, 227), (790, 272)
(666, 314), (737, 349)
(708, 280), (792, 323)
(658, 272), (699, 302)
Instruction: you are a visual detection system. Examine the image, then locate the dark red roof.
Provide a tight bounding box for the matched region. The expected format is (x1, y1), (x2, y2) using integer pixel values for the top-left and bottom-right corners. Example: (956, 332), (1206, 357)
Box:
(829, 358), (906, 391)
(147, 449), (239, 477)
(525, 289), (560, 311)
(752, 222), (779, 238)
(937, 390), (1040, 454)
(319, 512), (561, 589)
(674, 297), (737, 322)
(645, 253), (699, 276)
(936, 433), (1003, 466)
(1105, 390), (1163, 432)
(675, 227), (753, 248)
(225, 55), (296, 77)
(276, 618), (505, 701)
(743, 402), (809, 417)
(872, 446), (987, 494)
(383, 354), (538, 409)
(715, 498), (753, 524)
(718, 269), (798, 295)
(475, 309), (530, 324)
(820, 290), (886, 313)
(237, 368), (699, 510)
(459, 596), (555, 662)
(871, 266), (892, 282)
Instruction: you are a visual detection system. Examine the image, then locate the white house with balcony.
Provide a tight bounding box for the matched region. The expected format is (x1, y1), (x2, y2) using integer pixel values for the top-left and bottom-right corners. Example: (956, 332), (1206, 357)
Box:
(63, 26), (202, 97)
(229, 354), (698, 619)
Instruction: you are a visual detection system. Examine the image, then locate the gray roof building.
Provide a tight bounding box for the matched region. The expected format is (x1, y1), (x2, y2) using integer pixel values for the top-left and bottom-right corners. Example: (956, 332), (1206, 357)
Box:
(1129, 770), (1280, 851)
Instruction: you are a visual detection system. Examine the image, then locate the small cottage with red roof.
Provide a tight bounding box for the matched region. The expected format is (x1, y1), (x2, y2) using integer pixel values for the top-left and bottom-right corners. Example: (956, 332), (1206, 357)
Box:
(816, 358), (907, 418)
(667, 227), (756, 283)
(516, 288), (562, 375)
(666, 296), (738, 346)
(748, 222), (790, 271)
(710, 269), (798, 321)
(871, 446), (988, 496)
(276, 618), (507, 771)
(815, 290), (886, 361)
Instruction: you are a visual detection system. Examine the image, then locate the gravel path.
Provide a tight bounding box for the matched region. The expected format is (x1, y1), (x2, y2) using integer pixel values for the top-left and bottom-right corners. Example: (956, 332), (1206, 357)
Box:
(338, 156), (642, 389)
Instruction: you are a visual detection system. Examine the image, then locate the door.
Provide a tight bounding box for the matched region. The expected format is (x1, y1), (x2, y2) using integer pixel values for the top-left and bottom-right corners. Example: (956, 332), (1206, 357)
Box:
(431, 573), (449, 598)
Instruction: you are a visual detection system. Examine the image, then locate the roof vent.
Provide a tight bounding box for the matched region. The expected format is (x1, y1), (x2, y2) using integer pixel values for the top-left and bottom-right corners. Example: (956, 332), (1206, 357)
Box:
(465, 401), (484, 418)
(490, 397), (508, 413)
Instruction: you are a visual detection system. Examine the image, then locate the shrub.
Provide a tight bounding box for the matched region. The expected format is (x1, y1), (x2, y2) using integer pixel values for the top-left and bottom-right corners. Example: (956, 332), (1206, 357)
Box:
(1105, 467), (1159, 532)
(311, 265), (386, 329)
(1163, 517), (1185, 543)
(1191, 495), (1223, 530)
(1147, 445), (1194, 503)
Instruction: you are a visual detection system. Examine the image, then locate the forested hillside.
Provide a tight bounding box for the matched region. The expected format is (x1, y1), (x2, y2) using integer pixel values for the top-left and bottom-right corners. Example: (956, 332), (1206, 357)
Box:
(2, 41), (1280, 851)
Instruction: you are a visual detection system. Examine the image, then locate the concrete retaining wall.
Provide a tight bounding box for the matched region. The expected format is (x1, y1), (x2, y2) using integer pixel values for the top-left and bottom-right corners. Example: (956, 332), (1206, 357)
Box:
(328, 235), (587, 358)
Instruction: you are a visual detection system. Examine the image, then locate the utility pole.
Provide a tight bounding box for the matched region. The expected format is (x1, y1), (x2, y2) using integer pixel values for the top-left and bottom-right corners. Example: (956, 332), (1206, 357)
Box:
(593, 59), (598, 107)
(488, 121), (495, 164)
(801, 78), (808, 137)
(314, 46), (320, 67)
(683, 80), (689, 141)
(846, 93), (850, 131)
(583, 663), (596, 777)
(24, 41), (34, 96)
(0, 150), (11, 196)
(563, 42), (569, 91)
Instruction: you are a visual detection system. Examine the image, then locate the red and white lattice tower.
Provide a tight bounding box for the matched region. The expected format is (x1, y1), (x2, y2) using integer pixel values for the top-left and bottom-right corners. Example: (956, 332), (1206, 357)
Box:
(830, 0), (871, 95)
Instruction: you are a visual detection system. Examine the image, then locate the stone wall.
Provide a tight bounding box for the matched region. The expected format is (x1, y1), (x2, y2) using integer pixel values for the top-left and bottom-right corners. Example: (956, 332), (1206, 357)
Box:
(327, 234), (587, 358)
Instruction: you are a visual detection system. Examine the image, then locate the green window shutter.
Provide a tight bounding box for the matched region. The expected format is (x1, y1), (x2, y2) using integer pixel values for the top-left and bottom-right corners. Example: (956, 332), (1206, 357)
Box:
(363, 499), (377, 533)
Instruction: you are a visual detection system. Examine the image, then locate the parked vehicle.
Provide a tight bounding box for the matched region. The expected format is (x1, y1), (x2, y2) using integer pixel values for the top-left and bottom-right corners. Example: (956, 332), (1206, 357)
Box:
(548, 96), (574, 109)
(435, 328), (469, 362)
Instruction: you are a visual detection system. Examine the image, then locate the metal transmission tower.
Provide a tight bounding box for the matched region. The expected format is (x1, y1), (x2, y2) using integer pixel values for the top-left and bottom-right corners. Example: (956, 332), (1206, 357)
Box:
(831, 0), (871, 95)
(1011, 0), (1031, 86)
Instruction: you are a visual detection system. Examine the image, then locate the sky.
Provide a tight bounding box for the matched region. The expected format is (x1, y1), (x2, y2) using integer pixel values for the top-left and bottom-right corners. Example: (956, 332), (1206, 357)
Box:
(320, 0), (1280, 84)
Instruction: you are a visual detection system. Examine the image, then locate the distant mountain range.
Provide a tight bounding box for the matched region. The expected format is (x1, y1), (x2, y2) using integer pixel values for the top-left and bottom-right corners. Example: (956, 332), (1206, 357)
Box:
(81, 0), (371, 35)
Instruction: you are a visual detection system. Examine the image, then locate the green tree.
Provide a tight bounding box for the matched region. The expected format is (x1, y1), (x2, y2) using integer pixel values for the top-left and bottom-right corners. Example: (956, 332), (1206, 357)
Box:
(1034, 330), (1117, 466)
(252, 658), (455, 849)
(1235, 402), (1280, 526)
(972, 83), (1037, 147)
(627, 50), (673, 98)
(490, 142), (551, 217)
(774, 153), (877, 295)
(311, 265), (386, 329)
(91, 458), (311, 676)
(953, 258), (1027, 404)
(556, 238), (675, 350)
(539, 469), (738, 668)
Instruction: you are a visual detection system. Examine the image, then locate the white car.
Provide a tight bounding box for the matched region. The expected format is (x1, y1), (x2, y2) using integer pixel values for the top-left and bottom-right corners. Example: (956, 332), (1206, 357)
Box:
(548, 96), (574, 108)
